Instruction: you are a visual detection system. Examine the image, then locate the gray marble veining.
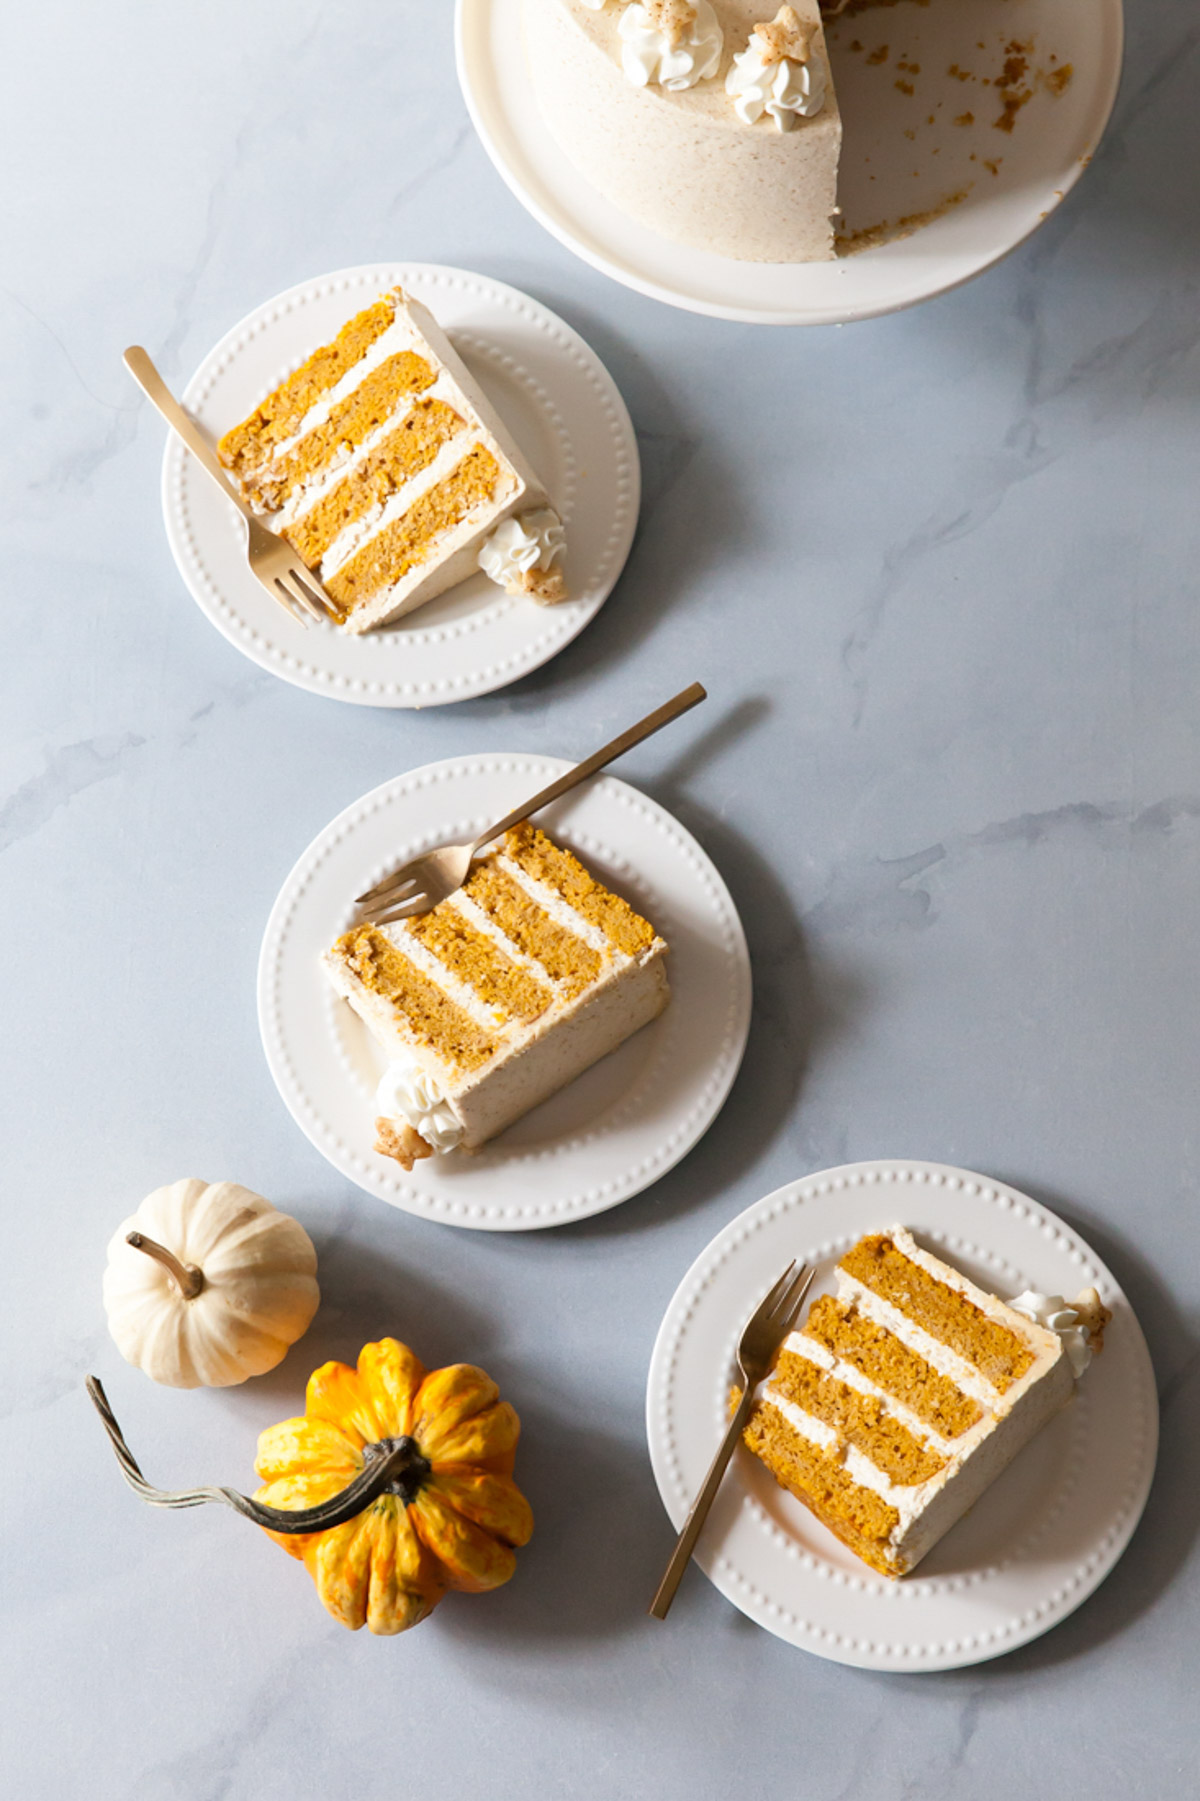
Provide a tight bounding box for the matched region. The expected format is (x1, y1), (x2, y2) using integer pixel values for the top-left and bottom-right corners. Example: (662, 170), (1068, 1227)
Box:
(2, 1), (1199, 1796)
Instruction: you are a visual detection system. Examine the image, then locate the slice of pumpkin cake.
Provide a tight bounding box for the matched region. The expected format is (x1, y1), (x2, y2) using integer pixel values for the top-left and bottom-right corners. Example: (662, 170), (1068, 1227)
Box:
(323, 823), (669, 1165)
(741, 1226), (1109, 1576)
(218, 288), (567, 632)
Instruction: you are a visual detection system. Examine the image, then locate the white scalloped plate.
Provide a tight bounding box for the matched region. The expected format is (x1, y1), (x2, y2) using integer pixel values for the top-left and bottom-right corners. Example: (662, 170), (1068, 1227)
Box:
(457, 0), (1123, 325)
(258, 756), (751, 1228)
(161, 264), (639, 704)
(647, 1161), (1157, 1669)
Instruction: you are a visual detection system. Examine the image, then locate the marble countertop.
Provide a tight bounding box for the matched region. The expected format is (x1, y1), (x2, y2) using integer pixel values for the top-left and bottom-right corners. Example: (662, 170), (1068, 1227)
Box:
(3, 2), (1198, 1795)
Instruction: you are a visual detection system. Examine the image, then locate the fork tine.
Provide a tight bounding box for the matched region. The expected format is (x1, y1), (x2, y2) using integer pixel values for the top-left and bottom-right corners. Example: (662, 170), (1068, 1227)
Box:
(265, 574), (306, 625)
(289, 565), (335, 620)
(770, 1265), (814, 1333)
(355, 872), (418, 907)
(275, 572), (322, 623)
(750, 1261), (797, 1328)
(271, 574), (311, 626)
(366, 892), (431, 926)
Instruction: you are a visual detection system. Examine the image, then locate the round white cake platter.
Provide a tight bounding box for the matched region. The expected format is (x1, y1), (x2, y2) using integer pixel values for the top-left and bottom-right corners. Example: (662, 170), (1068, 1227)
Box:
(161, 264), (639, 704)
(259, 756), (752, 1230)
(456, 0), (1124, 326)
(646, 1161), (1158, 1670)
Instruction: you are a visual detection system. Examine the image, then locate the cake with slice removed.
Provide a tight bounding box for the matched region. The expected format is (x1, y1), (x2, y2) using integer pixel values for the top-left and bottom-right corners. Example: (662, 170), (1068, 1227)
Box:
(522, 1), (842, 262)
(740, 1226), (1110, 1576)
(323, 823), (669, 1166)
(218, 288), (567, 632)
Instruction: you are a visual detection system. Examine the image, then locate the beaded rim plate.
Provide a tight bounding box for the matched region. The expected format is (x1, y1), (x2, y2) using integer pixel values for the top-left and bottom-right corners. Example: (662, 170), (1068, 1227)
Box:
(456, 0), (1124, 326)
(646, 1161), (1158, 1669)
(160, 263), (639, 705)
(258, 755), (752, 1229)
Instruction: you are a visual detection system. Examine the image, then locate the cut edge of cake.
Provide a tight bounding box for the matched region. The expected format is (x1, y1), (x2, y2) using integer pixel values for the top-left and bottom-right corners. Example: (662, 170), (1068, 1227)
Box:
(322, 823), (670, 1161)
(741, 1226), (1107, 1577)
(218, 288), (566, 633)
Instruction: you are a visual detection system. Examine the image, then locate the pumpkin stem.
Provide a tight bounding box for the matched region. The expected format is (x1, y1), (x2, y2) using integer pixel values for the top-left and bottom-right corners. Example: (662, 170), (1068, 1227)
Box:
(126, 1232), (205, 1300)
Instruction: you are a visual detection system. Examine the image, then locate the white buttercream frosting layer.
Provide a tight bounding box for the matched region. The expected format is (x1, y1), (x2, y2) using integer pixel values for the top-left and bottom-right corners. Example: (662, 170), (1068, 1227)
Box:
(618, 1), (723, 91)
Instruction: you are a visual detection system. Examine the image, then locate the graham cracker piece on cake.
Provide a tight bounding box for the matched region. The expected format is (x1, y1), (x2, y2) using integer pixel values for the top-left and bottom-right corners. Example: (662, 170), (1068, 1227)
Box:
(646, 0), (698, 48)
(753, 5), (816, 63)
(518, 565), (568, 604)
(1071, 1286), (1113, 1354)
(374, 1117), (435, 1170)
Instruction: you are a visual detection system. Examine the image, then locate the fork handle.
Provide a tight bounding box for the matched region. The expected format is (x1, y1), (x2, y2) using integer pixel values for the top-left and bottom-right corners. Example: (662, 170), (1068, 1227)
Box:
(123, 346), (247, 515)
(473, 681), (707, 854)
(648, 1382), (756, 1620)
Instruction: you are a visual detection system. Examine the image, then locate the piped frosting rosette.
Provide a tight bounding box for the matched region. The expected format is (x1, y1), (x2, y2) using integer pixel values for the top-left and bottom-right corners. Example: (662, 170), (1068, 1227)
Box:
(726, 4), (827, 129)
(618, 0), (724, 92)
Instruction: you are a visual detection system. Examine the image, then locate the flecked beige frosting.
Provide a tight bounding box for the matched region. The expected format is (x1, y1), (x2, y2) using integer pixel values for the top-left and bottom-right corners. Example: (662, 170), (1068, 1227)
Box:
(521, 0), (841, 263)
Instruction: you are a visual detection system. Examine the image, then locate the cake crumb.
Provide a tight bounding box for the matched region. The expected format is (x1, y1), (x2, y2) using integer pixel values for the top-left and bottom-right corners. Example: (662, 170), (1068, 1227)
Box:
(994, 40), (1032, 132)
(866, 43), (889, 65)
(838, 186), (971, 254)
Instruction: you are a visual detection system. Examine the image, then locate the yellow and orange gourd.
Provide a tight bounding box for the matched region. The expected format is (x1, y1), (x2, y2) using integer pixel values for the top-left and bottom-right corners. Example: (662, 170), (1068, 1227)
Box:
(254, 1338), (533, 1634)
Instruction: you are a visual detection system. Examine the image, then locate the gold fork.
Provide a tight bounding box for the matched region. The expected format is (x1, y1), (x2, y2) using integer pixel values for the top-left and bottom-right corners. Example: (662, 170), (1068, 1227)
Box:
(649, 1260), (814, 1620)
(123, 345), (338, 628)
(355, 680), (707, 925)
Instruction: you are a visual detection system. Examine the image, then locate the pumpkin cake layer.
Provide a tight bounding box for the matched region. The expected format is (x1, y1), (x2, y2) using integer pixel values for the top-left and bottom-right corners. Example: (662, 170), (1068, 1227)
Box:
(325, 445), (502, 622)
(284, 398), (468, 567)
(333, 926), (497, 1073)
(405, 909), (552, 1026)
(251, 351), (440, 514)
(217, 287), (564, 632)
(801, 1294), (984, 1440)
(742, 1226), (1080, 1577)
(769, 1349), (947, 1486)
(840, 1233), (1035, 1393)
(323, 824), (670, 1161)
(220, 298), (397, 491)
(743, 1403), (903, 1577)
(461, 862), (603, 997)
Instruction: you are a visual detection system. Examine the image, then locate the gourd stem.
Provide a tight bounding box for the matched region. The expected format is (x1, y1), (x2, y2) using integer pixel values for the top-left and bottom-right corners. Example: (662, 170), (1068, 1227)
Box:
(126, 1231), (205, 1300)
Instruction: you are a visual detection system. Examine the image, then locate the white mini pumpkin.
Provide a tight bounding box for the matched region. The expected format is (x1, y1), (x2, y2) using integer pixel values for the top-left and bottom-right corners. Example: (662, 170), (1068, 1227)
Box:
(103, 1179), (320, 1388)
